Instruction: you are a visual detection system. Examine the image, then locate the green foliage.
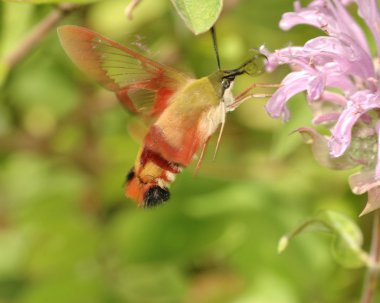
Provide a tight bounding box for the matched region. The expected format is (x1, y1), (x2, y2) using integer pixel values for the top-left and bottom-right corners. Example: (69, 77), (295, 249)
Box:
(170, 0), (222, 34)
(0, 0), (370, 302)
(279, 210), (368, 268)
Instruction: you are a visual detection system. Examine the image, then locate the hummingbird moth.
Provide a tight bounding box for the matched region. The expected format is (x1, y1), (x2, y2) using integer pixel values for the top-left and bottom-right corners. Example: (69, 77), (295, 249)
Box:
(58, 25), (265, 208)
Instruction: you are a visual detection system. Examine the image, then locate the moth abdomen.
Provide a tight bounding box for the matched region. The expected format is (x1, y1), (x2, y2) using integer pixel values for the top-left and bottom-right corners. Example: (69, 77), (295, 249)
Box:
(143, 186), (170, 208)
(125, 168), (135, 182)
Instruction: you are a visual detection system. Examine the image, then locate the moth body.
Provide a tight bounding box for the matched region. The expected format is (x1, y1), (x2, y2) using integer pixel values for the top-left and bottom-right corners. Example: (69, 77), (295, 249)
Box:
(127, 76), (232, 206)
(58, 25), (265, 207)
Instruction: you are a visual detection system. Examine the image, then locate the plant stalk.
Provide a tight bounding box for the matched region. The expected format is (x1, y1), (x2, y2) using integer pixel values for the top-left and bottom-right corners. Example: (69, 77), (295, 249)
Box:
(360, 209), (380, 303)
(3, 3), (79, 70)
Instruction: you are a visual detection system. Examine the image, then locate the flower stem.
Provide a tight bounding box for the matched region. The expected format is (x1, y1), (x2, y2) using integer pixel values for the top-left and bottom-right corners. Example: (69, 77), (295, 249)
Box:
(3, 3), (80, 70)
(360, 210), (380, 303)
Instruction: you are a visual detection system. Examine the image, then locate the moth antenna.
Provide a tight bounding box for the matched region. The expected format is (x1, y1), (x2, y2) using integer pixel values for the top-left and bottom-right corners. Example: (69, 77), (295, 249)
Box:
(211, 26), (221, 70)
(213, 102), (226, 161)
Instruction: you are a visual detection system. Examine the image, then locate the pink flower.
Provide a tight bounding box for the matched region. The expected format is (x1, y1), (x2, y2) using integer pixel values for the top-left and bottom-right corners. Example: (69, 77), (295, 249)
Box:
(264, 0), (380, 215)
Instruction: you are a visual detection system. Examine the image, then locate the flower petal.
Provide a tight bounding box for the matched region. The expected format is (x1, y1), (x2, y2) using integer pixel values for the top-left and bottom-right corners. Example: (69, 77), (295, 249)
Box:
(280, 0), (371, 56)
(329, 106), (362, 157)
(318, 91), (347, 106)
(349, 170), (379, 194)
(304, 36), (374, 78)
(376, 121), (380, 178)
(327, 0), (370, 53)
(263, 46), (312, 72)
(265, 71), (309, 120)
(308, 73), (325, 100)
(360, 187), (380, 216)
(329, 91), (380, 157)
(349, 171), (380, 216)
(313, 112), (341, 124)
(356, 0), (380, 56)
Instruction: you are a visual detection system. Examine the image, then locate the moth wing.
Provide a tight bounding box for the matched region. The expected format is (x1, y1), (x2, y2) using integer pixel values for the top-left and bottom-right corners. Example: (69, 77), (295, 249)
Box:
(58, 25), (191, 119)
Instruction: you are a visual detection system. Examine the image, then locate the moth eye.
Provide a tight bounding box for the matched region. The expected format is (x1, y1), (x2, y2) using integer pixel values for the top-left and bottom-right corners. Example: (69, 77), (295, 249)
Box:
(221, 78), (231, 89)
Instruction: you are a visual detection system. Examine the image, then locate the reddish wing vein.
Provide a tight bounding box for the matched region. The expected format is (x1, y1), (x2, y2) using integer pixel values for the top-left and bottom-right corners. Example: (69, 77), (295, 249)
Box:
(58, 25), (190, 118)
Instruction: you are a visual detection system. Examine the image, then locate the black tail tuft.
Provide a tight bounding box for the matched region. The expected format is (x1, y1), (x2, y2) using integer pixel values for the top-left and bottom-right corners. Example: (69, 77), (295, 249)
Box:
(143, 186), (170, 208)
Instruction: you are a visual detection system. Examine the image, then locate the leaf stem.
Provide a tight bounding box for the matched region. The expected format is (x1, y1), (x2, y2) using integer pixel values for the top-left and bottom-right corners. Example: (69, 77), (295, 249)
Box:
(360, 210), (380, 303)
(3, 3), (80, 70)
(125, 0), (142, 19)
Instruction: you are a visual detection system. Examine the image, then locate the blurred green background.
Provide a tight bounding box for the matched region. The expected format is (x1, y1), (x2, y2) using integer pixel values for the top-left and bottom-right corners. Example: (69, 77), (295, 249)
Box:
(0, 0), (371, 302)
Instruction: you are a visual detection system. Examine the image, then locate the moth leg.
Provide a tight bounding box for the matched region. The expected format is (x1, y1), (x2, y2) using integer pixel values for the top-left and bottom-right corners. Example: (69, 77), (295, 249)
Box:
(227, 83), (280, 111)
(193, 137), (210, 176)
(212, 101), (226, 161)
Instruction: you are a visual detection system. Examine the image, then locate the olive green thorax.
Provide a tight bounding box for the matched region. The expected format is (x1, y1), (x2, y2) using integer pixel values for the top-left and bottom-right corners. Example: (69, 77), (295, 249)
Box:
(207, 51), (267, 98)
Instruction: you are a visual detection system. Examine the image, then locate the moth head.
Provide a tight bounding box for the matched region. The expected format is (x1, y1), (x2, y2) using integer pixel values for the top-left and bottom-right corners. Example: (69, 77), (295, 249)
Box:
(209, 51), (267, 99)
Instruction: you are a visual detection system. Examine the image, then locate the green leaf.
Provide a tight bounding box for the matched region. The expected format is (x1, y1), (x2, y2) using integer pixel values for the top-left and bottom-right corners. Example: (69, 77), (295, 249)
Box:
(319, 211), (368, 268)
(170, 0), (223, 35)
(278, 210), (369, 268)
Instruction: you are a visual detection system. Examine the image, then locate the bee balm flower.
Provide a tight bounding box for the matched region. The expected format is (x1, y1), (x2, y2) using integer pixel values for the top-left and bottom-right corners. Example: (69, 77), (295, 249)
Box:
(263, 0), (380, 215)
